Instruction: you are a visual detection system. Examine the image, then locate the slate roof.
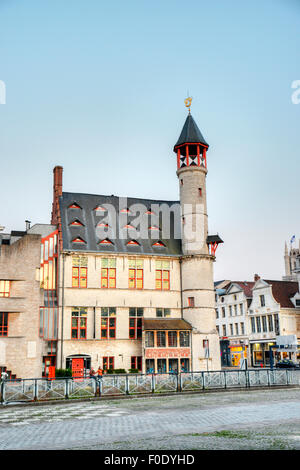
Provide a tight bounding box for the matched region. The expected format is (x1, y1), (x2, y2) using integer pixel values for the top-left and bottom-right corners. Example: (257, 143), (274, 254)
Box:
(264, 280), (299, 308)
(59, 192), (182, 256)
(231, 281), (255, 298)
(174, 114), (209, 148)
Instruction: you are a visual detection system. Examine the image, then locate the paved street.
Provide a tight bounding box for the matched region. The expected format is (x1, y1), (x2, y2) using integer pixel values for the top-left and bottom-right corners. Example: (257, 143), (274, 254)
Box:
(0, 388), (300, 450)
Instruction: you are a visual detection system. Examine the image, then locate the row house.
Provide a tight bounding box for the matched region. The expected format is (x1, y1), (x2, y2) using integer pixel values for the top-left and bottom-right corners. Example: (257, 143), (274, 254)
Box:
(216, 275), (300, 367)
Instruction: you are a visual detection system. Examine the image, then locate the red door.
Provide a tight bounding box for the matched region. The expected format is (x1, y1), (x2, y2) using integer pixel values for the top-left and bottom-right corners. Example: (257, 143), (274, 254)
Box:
(72, 358), (84, 378)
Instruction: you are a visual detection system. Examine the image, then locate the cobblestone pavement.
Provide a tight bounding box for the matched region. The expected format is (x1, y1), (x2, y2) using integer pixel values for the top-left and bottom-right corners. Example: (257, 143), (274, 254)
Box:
(0, 388), (300, 450)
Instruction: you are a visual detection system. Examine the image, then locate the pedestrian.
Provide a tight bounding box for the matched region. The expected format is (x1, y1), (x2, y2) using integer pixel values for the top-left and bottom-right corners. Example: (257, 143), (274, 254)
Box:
(1, 371), (8, 381)
(90, 368), (96, 377)
(97, 366), (103, 377)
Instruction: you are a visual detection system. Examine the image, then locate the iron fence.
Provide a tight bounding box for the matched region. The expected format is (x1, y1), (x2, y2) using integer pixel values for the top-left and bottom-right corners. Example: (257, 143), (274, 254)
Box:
(1, 368), (299, 404)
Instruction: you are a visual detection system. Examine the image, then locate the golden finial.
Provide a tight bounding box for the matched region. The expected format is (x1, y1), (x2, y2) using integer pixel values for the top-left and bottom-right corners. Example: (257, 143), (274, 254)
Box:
(184, 96), (192, 114)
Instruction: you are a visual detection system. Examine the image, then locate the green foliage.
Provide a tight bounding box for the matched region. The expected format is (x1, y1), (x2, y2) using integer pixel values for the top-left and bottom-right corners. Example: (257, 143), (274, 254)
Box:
(129, 369), (139, 374)
(105, 368), (127, 374)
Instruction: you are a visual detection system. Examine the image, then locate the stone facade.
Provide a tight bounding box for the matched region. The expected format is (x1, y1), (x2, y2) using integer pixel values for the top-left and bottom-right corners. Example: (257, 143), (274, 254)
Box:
(0, 233), (44, 378)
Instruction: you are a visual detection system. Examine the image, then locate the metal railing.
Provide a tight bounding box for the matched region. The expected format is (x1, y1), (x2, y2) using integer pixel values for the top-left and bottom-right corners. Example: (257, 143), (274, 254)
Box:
(1, 368), (299, 405)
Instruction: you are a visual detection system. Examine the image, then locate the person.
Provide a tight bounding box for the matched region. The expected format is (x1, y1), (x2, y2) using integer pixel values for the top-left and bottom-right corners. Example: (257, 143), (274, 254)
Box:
(97, 366), (103, 377)
(1, 371), (8, 381)
(90, 368), (96, 377)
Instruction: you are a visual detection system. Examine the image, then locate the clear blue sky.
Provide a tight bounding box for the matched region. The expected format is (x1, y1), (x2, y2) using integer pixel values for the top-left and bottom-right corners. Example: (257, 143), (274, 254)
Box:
(0, 0), (300, 281)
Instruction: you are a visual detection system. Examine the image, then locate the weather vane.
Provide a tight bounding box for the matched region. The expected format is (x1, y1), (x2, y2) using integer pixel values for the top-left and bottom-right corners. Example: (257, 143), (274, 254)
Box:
(184, 96), (192, 114)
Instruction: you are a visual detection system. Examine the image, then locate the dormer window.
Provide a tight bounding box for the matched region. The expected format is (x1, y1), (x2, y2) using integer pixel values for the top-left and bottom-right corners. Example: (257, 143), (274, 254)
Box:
(152, 241), (166, 247)
(99, 239), (114, 245)
(72, 237), (86, 244)
(70, 219), (84, 227)
(94, 205), (106, 212)
(97, 222), (110, 228)
(127, 240), (140, 246)
(68, 203), (81, 209)
(145, 209), (156, 215)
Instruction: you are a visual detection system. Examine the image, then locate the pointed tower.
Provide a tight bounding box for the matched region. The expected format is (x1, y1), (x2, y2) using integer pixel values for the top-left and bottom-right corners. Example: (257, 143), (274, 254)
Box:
(174, 108), (222, 371)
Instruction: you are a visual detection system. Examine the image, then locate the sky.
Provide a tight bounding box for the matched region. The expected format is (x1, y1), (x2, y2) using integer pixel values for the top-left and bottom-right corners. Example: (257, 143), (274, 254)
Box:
(0, 0), (300, 282)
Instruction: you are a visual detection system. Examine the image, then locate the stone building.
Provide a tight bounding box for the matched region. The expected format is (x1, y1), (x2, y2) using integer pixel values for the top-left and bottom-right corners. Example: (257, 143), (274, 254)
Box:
(0, 225), (55, 378)
(0, 111), (223, 378)
(215, 275), (300, 367)
(215, 280), (254, 367)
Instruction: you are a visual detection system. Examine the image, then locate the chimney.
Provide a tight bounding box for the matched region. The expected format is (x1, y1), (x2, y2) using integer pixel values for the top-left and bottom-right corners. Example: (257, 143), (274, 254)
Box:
(51, 166), (63, 225)
(254, 274), (260, 281)
(25, 220), (31, 231)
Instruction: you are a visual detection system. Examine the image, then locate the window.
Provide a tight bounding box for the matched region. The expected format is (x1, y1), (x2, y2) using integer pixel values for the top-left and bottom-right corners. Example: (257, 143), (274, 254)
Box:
(239, 304), (243, 315)
(145, 331), (154, 347)
(251, 317), (256, 333)
(68, 202), (81, 209)
(131, 356), (142, 371)
(240, 322), (245, 335)
(222, 307), (226, 318)
(168, 331), (177, 347)
(99, 238), (114, 245)
(229, 305), (232, 316)
(94, 205), (106, 212)
(230, 324), (233, 335)
(296, 299), (300, 307)
(222, 325), (227, 336)
(262, 316), (267, 332)
(234, 305), (237, 316)
(101, 258), (116, 288)
(156, 308), (171, 317)
(103, 357), (114, 370)
(260, 295), (265, 307)
(0, 281), (10, 297)
(71, 307), (87, 339)
(129, 308), (143, 339)
(72, 237), (86, 244)
(70, 219), (84, 226)
(198, 188), (202, 196)
(72, 256), (88, 288)
(179, 331), (190, 347)
(101, 307), (116, 339)
(152, 241), (166, 247)
(235, 323), (239, 335)
(268, 315), (273, 332)
(156, 331), (166, 347)
(216, 325), (220, 335)
(128, 259), (143, 289)
(215, 309), (219, 319)
(274, 314), (280, 335)
(155, 260), (170, 290)
(0, 313), (8, 336)
(256, 317), (261, 333)
(127, 240), (140, 246)
(188, 297), (195, 307)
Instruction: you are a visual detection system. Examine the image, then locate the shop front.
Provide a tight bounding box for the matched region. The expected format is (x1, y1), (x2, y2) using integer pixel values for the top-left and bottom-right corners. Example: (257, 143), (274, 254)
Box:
(143, 318), (192, 374)
(250, 342), (275, 367)
(229, 342), (248, 367)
